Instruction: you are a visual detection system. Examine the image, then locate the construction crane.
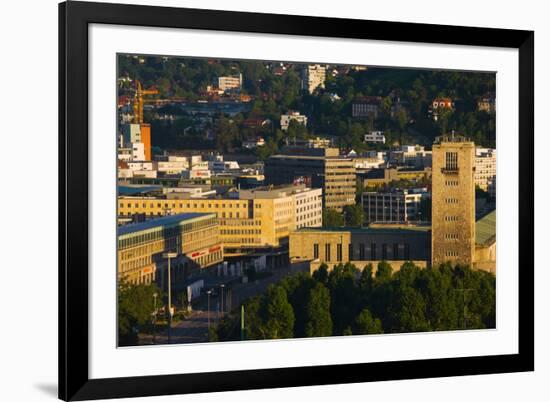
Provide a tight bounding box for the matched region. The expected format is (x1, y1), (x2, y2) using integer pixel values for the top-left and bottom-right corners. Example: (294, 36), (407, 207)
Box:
(132, 80), (159, 124)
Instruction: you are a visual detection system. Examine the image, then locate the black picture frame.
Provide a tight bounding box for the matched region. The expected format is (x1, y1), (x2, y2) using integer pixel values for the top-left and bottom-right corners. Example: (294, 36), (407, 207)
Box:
(59, 1), (534, 400)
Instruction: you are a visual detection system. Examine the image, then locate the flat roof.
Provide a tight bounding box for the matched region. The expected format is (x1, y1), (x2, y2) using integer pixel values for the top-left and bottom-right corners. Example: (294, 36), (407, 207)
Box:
(118, 185), (162, 195)
(295, 225), (431, 235)
(475, 210), (496, 245)
(118, 213), (215, 237)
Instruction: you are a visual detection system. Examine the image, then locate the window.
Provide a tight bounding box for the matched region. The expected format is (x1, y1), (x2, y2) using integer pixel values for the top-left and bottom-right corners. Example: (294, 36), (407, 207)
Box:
(325, 243), (331, 262)
(382, 244), (387, 260)
(359, 243), (365, 260)
(445, 152), (458, 170)
(404, 243), (410, 260)
(393, 243), (399, 260)
(348, 243), (354, 260)
(337, 244), (342, 261)
(371, 243), (377, 260)
(313, 243), (319, 259)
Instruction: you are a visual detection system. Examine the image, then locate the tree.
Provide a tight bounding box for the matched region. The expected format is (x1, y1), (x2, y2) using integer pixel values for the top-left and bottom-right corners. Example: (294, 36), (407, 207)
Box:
(323, 208), (345, 227)
(375, 261), (393, 283)
(118, 281), (162, 346)
(264, 285), (295, 339)
(355, 308), (383, 335)
(305, 283), (333, 337)
(312, 263), (329, 284)
(344, 204), (364, 227)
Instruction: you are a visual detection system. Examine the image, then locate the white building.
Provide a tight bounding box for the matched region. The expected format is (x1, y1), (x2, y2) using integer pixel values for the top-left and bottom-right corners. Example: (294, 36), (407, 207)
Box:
(362, 190), (423, 223)
(302, 64), (326, 94)
(280, 111), (308, 131)
(157, 160), (187, 175)
(475, 148), (496, 197)
(391, 145), (432, 168)
(293, 187), (323, 229)
(121, 123), (142, 145)
(242, 137), (266, 149)
(218, 73), (242, 92)
(364, 131), (386, 144)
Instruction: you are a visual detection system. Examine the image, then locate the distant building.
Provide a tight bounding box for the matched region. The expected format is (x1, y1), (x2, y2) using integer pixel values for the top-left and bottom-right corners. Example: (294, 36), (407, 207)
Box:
(121, 123), (151, 161)
(302, 64), (326, 94)
(280, 111), (308, 131)
(358, 167), (432, 188)
(218, 73), (242, 92)
(477, 93), (496, 113)
(265, 147), (356, 211)
(352, 96), (382, 118)
(242, 137), (266, 149)
(429, 97), (454, 121)
(364, 131), (386, 144)
(475, 148), (496, 197)
(390, 145), (432, 168)
(362, 190), (424, 224)
(117, 213), (223, 285)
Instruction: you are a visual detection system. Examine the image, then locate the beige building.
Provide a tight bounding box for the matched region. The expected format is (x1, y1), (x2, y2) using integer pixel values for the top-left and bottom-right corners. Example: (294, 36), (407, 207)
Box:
(302, 64), (326, 94)
(265, 148), (356, 211)
(280, 111), (308, 131)
(117, 213), (223, 285)
(118, 185), (322, 256)
(431, 135), (476, 268)
(218, 73), (242, 92)
(289, 226), (430, 274)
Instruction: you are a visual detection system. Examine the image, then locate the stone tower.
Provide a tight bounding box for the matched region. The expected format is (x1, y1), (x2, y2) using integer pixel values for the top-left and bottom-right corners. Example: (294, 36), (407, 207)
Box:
(431, 134), (476, 268)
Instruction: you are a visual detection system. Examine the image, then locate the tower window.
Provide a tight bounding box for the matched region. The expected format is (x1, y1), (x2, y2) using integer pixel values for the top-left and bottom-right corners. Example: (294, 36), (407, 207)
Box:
(445, 152), (458, 170)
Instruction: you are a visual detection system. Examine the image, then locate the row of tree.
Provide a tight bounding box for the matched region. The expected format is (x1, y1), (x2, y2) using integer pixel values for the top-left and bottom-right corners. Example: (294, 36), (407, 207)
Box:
(211, 262), (495, 341)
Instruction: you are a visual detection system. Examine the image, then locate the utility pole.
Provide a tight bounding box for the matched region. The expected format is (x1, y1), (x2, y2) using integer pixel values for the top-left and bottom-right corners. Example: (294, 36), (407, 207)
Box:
(162, 252), (177, 343)
(220, 284), (225, 317)
(207, 290), (212, 331)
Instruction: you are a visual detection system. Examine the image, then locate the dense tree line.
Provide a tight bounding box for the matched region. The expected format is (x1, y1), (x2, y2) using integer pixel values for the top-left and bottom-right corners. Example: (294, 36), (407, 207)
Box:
(119, 55), (496, 155)
(211, 262), (495, 341)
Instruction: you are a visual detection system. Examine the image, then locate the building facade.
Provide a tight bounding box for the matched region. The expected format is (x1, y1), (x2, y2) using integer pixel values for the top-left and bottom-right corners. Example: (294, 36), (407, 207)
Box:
(364, 131), (386, 144)
(280, 111), (308, 131)
(302, 64), (326, 94)
(265, 148), (356, 211)
(118, 185), (322, 256)
(289, 226), (430, 273)
(352, 96), (382, 118)
(362, 190), (423, 223)
(117, 213), (223, 285)
(431, 135), (476, 267)
(218, 73), (242, 92)
(474, 147), (496, 197)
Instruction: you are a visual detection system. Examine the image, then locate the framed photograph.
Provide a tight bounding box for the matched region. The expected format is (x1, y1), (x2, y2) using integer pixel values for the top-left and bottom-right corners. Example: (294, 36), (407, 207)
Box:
(59, 1), (534, 400)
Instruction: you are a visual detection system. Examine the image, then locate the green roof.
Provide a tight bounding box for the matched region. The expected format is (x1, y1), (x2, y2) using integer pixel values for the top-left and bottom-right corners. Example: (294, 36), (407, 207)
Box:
(475, 210), (496, 246)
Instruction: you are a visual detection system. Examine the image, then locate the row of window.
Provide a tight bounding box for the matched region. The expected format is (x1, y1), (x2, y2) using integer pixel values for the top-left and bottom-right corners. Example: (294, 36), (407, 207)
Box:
(313, 242), (411, 262)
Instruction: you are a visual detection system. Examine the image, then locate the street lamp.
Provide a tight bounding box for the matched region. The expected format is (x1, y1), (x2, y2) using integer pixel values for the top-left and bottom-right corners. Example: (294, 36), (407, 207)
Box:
(152, 292), (158, 344)
(220, 284), (225, 316)
(162, 252), (178, 344)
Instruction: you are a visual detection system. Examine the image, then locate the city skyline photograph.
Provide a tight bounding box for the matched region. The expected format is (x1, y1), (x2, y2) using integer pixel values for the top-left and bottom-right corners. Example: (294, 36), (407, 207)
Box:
(116, 53), (497, 347)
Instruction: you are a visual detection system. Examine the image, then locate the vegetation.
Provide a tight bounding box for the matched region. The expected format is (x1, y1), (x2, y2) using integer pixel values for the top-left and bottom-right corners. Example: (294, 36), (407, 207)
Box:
(118, 280), (163, 346)
(210, 262), (495, 341)
(118, 55), (496, 154)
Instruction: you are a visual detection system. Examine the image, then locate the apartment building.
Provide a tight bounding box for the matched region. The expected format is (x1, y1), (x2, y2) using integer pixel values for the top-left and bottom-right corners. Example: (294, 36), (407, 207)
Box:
(475, 147), (496, 197)
(302, 64), (326, 94)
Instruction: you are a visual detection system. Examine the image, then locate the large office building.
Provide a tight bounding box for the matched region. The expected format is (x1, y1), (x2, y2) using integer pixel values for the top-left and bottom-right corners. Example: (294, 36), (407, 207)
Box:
(302, 64), (326, 94)
(362, 190), (423, 224)
(117, 213), (223, 286)
(290, 226), (431, 273)
(118, 184), (322, 257)
(265, 147), (356, 211)
(431, 135), (476, 268)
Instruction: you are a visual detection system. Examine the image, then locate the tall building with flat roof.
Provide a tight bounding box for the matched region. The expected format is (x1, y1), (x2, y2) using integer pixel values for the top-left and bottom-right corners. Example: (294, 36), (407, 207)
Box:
(302, 64), (326, 94)
(265, 148), (356, 211)
(117, 213), (222, 285)
(431, 135), (476, 267)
